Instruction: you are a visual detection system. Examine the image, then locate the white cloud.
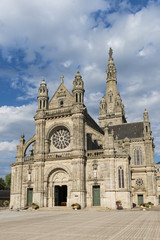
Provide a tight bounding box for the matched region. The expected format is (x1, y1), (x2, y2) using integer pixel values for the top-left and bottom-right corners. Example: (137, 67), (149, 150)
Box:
(62, 60), (72, 68)
(0, 140), (18, 152)
(0, 104), (36, 140)
(0, 103), (37, 178)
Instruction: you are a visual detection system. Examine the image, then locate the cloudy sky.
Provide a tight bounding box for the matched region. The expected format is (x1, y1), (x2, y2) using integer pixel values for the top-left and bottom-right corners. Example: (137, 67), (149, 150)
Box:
(0, 0), (160, 178)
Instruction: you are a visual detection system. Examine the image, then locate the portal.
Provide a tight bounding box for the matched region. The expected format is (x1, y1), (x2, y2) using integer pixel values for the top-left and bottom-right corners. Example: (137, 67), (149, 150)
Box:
(27, 188), (33, 206)
(137, 194), (143, 205)
(93, 185), (100, 206)
(54, 185), (67, 206)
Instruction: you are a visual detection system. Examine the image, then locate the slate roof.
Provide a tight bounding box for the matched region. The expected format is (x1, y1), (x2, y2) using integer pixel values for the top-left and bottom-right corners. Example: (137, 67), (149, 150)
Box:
(108, 122), (144, 140)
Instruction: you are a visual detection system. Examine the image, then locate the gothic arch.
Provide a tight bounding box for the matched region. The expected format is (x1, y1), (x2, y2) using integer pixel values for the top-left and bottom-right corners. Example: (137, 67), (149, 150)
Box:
(44, 164), (72, 182)
(23, 134), (36, 156)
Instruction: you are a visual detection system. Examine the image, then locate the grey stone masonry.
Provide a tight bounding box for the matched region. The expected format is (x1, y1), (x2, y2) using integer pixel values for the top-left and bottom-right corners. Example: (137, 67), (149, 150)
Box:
(10, 48), (157, 210)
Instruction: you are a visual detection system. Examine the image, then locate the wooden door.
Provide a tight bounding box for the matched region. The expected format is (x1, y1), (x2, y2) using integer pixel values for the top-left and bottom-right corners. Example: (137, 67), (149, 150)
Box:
(137, 194), (143, 205)
(27, 188), (33, 206)
(93, 186), (100, 206)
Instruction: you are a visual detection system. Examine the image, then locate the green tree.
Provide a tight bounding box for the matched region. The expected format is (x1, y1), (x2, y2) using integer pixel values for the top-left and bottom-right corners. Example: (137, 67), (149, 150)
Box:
(5, 173), (11, 189)
(0, 178), (6, 190)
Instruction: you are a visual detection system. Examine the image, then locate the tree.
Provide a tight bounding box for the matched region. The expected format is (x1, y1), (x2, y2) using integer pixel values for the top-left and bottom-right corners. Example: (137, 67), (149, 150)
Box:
(0, 178), (6, 190)
(5, 173), (11, 189)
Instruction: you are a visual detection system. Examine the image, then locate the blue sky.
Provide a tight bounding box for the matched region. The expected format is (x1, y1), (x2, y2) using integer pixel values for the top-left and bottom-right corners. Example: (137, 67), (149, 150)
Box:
(0, 0), (160, 178)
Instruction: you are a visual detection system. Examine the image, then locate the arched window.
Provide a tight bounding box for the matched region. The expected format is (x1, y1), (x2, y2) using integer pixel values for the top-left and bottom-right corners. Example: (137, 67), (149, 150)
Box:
(134, 149), (143, 165)
(118, 167), (124, 188)
(109, 95), (112, 102)
(40, 100), (42, 109)
(79, 93), (81, 103)
(43, 100), (45, 108)
(60, 100), (63, 107)
(76, 93), (78, 102)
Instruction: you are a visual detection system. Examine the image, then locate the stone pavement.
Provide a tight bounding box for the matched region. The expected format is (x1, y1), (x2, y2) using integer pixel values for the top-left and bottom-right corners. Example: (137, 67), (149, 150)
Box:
(0, 208), (160, 240)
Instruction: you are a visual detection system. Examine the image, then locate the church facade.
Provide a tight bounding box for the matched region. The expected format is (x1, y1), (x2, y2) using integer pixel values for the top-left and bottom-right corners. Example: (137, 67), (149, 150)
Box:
(10, 49), (157, 209)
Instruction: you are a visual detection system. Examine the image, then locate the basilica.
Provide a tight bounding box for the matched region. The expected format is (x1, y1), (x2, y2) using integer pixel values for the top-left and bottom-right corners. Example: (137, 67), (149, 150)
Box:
(10, 49), (157, 209)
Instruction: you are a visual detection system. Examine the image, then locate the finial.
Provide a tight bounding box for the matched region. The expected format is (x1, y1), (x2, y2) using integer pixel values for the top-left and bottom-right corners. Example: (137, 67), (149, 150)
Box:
(61, 75), (64, 83)
(42, 77), (45, 83)
(21, 133), (25, 139)
(77, 70), (80, 74)
(109, 48), (113, 59)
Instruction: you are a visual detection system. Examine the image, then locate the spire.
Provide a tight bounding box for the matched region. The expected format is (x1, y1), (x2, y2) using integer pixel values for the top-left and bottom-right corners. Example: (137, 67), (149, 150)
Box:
(99, 48), (126, 127)
(109, 48), (113, 59)
(106, 48), (117, 83)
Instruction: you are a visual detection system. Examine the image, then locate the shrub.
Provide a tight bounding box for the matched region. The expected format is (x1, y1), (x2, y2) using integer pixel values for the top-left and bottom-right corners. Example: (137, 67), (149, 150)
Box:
(31, 203), (39, 210)
(4, 200), (9, 207)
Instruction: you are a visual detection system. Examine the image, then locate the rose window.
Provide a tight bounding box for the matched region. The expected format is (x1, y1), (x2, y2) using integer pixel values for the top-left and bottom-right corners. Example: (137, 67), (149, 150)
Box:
(52, 128), (70, 149)
(136, 178), (143, 186)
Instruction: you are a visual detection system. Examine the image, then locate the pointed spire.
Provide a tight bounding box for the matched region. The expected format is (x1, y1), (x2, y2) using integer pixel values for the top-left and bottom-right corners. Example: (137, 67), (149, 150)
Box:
(106, 48), (117, 82)
(109, 48), (113, 59)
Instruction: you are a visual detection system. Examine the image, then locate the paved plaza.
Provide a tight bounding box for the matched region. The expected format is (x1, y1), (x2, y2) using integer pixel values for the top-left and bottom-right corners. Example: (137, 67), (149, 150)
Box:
(0, 208), (160, 240)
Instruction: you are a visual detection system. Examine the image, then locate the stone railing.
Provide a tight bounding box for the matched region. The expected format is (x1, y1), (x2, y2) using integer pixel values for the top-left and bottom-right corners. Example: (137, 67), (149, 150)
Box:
(24, 156), (34, 161)
(47, 152), (71, 159)
(87, 150), (104, 159)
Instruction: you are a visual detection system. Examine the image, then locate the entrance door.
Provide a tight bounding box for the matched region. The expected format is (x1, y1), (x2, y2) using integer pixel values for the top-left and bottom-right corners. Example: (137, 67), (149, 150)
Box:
(54, 185), (67, 206)
(27, 188), (33, 206)
(137, 194), (143, 205)
(93, 186), (100, 206)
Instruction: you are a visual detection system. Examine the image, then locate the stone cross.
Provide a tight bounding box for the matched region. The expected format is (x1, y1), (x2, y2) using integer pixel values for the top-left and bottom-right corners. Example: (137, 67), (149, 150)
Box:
(61, 75), (64, 83)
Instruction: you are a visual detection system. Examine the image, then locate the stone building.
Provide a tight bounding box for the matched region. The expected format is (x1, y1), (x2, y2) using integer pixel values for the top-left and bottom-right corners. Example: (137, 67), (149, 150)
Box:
(155, 162), (160, 204)
(10, 49), (157, 209)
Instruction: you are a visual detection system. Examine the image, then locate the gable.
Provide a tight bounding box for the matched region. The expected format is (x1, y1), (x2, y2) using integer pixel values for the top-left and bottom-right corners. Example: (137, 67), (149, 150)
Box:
(49, 83), (73, 109)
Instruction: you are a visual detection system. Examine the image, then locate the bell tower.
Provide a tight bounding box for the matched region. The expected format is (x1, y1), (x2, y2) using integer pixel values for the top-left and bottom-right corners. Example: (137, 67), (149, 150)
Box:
(99, 48), (126, 128)
(37, 78), (49, 110)
(72, 70), (85, 105)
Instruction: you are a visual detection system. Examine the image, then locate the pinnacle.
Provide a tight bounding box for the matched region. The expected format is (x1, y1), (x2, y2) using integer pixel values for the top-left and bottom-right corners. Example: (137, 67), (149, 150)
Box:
(109, 48), (113, 59)
(21, 133), (25, 138)
(76, 70), (81, 76)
